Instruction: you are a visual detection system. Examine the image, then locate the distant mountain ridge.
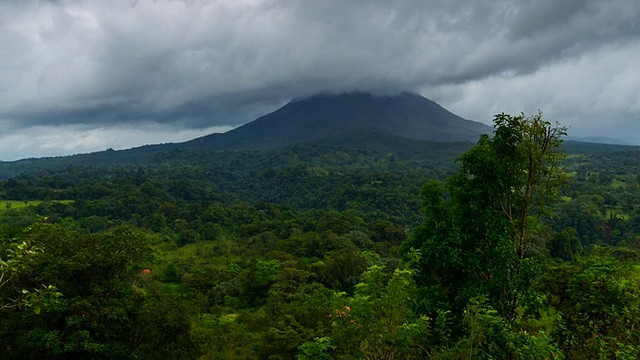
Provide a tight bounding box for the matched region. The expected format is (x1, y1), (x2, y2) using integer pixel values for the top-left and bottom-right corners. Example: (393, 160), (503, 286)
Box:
(567, 136), (632, 146)
(2, 91), (640, 179)
(0, 91), (494, 177)
(183, 92), (492, 149)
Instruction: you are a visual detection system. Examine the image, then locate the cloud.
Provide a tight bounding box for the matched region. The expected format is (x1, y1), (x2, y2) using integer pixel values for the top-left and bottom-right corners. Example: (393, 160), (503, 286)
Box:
(428, 41), (640, 140)
(0, 0), (638, 159)
(0, 121), (233, 161)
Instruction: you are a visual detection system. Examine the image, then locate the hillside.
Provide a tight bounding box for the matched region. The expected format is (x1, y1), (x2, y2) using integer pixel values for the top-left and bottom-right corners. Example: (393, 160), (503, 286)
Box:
(184, 92), (492, 149)
(0, 91), (492, 177)
(1, 92), (637, 180)
(1, 113), (639, 359)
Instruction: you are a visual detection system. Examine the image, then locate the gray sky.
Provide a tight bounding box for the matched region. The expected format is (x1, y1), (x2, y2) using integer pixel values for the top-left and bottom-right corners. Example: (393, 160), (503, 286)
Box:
(1, 0), (639, 160)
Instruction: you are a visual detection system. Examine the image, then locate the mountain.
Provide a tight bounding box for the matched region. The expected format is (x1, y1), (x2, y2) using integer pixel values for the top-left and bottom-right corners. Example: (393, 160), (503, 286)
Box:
(183, 92), (492, 149)
(0, 92), (493, 177)
(567, 136), (632, 146)
(0, 91), (639, 179)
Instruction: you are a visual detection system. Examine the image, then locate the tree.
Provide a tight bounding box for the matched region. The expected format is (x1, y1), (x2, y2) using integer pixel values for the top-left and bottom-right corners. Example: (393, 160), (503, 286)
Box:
(404, 112), (567, 323)
(0, 223), (62, 314)
(0, 222), (195, 359)
(329, 265), (431, 359)
(541, 248), (640, 359)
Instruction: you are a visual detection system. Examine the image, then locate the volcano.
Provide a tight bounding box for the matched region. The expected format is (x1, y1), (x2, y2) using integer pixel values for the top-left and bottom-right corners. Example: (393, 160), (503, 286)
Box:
(184, 92), (491, 150)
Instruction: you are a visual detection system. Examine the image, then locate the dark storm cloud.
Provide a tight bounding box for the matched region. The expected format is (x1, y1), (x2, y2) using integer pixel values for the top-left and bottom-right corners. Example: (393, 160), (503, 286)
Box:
(0, 0), (638, 159)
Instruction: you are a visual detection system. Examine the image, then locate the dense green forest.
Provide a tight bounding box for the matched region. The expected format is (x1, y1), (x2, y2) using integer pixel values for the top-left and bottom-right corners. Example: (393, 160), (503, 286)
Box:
(1, 113), (640, 359)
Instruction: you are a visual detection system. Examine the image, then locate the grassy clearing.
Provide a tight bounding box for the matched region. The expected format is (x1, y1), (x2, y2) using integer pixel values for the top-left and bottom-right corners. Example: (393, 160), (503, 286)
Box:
(605, 207), (630, 221)
(611, 179), (627, 189)
(0, 200), (74, 212)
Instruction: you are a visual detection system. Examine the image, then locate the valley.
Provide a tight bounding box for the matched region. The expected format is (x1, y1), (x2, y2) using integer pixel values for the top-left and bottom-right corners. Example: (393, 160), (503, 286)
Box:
(1, 96), (639, 359)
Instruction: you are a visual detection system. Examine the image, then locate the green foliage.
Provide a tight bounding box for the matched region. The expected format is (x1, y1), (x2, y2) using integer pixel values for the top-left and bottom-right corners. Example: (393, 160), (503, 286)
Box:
(438, 296), (560, 359)
(0, 222), (195, 359)
(330, 265), (431, 358)
(255, 260), (283, 287)
(297, 337), (335, 360)
(406, 112), (567, 323)
(0, 227), (61, 313)
(20, 285), (62, 315)
(0, 126), (638, 358)
(131, 293), (198, 359)
(541, 249), (640, 358)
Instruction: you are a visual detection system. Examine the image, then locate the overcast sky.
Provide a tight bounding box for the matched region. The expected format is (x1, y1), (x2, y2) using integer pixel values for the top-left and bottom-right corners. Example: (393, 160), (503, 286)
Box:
(1, 0), (639, 160)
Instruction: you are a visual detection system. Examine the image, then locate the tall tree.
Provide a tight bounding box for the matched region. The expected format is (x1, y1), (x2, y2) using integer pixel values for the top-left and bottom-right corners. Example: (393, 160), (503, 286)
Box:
(404, 112), (567, 321)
